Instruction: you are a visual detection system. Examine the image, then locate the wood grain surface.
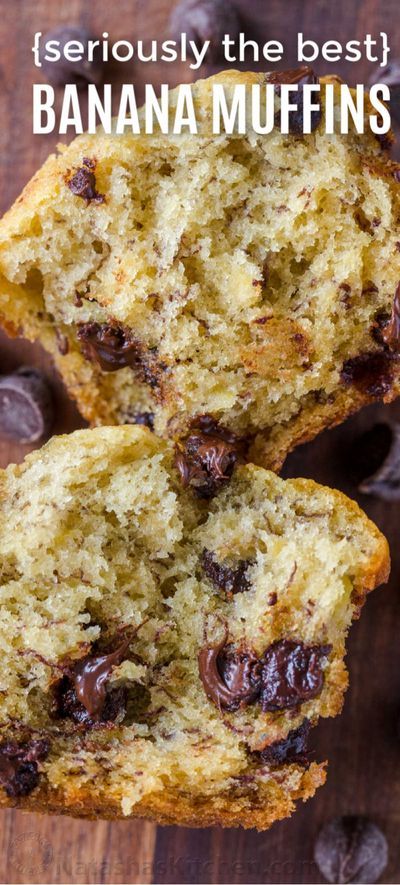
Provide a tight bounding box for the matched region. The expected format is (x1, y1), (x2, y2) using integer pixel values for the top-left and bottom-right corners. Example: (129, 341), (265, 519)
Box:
(1, 0), (400, 882)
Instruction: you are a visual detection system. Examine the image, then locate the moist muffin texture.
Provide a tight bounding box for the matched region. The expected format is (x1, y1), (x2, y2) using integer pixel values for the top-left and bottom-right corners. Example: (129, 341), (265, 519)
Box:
(0, 71), (400, 469)
(0, 426), (389, 827)
(0, 71), (400, 466)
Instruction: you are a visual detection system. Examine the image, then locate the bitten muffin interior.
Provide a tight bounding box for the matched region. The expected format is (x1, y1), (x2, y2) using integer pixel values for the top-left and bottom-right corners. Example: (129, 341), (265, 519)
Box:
(0, 427), (388, 826)
(0, 71), (400, 467)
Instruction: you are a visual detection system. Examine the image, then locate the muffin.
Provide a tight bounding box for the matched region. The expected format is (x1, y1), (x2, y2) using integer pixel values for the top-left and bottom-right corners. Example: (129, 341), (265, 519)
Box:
(0, 426), (389, 827)
(0, 70), (399, 467)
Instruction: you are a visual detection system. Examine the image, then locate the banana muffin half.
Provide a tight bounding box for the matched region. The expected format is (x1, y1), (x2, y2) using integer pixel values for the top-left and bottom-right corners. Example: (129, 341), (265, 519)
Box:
(0, 426), (389, 827)
(0, 70), (400, 467)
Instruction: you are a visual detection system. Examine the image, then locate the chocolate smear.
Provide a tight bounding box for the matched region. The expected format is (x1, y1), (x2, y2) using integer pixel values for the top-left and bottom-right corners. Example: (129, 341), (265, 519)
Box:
(198, 639), (260, 712)
(259, 639), (331, 712)
(0, 367), (54, 443)
(55, 634), (133, 724)
(68, 158), (104, 204)
(175, 414), (245, 499)
(257, 719), (311, 767)
(314, 816), (388, 884)
(0, 739), (49, 798)
(201, 549), (252, 597)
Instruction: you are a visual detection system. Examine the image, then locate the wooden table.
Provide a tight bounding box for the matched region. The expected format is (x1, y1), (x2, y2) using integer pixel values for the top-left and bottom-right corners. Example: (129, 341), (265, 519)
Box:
(1, 0), (400, 881)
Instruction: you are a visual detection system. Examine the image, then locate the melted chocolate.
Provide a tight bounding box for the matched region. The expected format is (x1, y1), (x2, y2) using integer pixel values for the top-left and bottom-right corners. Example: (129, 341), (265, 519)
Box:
(258, 720), (311, 767)
(0, 740), (49, 798)
(67, 157), (104, 203)
(199, 638), (330, 713)
(266, 66), (321, 134)
(266, 66), (318, 86)
(381, 283), (400, 351)
(55, 635), (132, 725)
(175, 415), (245, 499)
(341, 351), (394, 398)
(77, 323), (141, 372)
(55, 678), (127, 727)
(259, 640), (331, 712)
(198, 639), (260, 712)
(201, 549), (252, 596)
(77, 322), (167, 390)
(73, 637), (131, 718)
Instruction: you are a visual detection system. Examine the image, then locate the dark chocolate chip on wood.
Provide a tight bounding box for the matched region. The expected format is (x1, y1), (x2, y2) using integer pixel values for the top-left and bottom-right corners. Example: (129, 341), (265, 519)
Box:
(314, 816), (388, 884)
(39, 26), (105, 88)
(358, 421), (400, 501)
(169, 0), (240, 62)
(0, 367), (54, 443)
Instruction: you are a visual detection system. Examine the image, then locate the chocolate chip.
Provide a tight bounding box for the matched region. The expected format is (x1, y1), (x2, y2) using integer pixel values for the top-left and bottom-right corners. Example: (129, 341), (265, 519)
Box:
(54, 677), (127, 728)
(369, 61), (400, 126)
(175, 414), (245, 499)
(68, 158), (104, 204)
(77, 323), (143, 372)
(201, 549), (252, 597)
(259, 639), (331, 712)
(130, 411), (155, 430)
(55, 635), (132, 724)
(257, 719), (311, 766)
(169, 0), (240, 62)
(77, 322), (166, 389)
(266, 66), (321, 134)
(358, 421), (400, 501)
(340, 352), (394, 398)
(0, 739), (49, 798)
(198, 639), (260, 712)
(199, 638), (329, 714)
(314, 816), (388, 884)
(380, 282), (400, 352)
(39, 26), (104, 88)
(0, 367), (54, 443)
